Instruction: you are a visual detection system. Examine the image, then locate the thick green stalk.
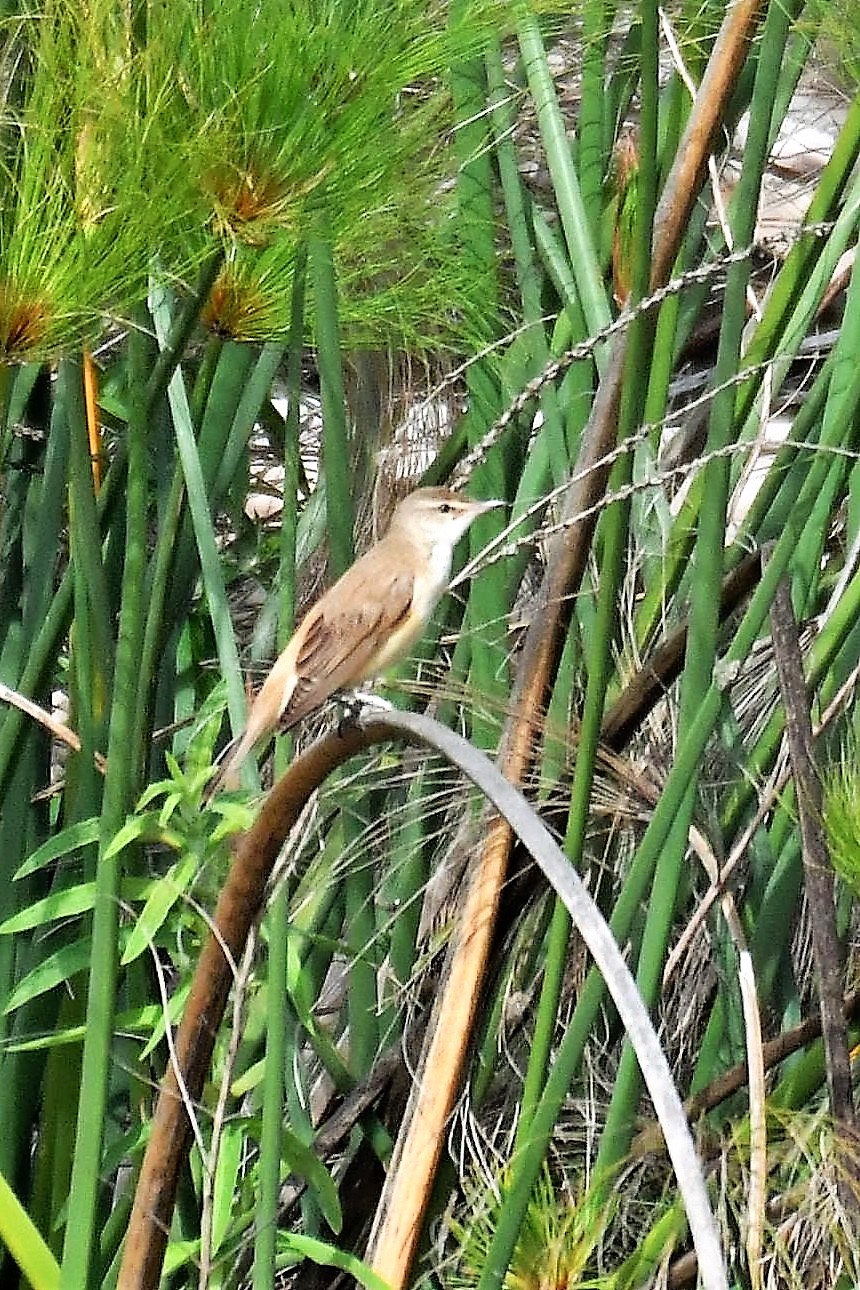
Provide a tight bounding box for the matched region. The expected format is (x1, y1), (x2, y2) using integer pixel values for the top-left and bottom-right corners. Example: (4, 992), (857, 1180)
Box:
(734, 347), (832, 548)
(0, 369), (68, 1210)
(0, 363), (13, 460)
(198, 341), (258, 466)
(133, 463), (186, 777)
(211, 342), (286, 505)
(596, 0), (794, 1176)
(515, 0), (659, 1151)
(253, 247), (306, 1290)
(60, 323), (150, 1287)
(448, 19), (508, 762)
(735, 88), (860, 422)
(682, 26), (785, 714)
(787, 234), (860, 611)
(310, 225), (377, 1075)
(514, 459), (628, 1145)
(310, 228), (354, 579)
(515, 3), (611, 343)
(134, 340), (284, 776)
(64, 359), (112, 788)
(0, 555), (76, 797)
(190, 335), (223, 426)
(578, 0), (609, 241)
(161, 341), (258, 614)
(0, 368), (46, 649)
(143, 247), (225, 416)
(485, 41), (568, 491)
(379, 768), (431, 1039)
(343, 810), (380, 1080)
(150, 285), (247, 738)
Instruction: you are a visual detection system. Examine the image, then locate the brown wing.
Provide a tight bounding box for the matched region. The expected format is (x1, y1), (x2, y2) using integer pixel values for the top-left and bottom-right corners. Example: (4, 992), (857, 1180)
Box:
(280, 558), (415, 730)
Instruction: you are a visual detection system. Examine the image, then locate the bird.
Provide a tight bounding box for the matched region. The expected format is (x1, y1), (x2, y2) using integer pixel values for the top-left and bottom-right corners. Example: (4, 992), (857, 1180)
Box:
(208, 486), (503, 795)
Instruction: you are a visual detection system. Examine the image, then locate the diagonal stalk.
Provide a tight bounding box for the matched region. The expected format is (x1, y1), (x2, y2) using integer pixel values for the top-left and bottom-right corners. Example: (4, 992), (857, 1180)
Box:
(60, 320), (150, 1287)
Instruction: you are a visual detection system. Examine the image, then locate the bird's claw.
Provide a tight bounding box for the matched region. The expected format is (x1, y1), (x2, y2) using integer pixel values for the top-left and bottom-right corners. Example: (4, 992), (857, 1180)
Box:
(336, 689), (394, 735)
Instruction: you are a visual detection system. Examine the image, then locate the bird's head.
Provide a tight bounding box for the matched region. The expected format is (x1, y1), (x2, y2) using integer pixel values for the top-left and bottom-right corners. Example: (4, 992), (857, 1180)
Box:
(388, 487), (504, 553)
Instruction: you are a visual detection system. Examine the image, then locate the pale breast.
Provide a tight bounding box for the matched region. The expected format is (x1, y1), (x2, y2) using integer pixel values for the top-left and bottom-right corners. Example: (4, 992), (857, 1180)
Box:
(408, 537), (453, 621)
(357, 537), (453, 678)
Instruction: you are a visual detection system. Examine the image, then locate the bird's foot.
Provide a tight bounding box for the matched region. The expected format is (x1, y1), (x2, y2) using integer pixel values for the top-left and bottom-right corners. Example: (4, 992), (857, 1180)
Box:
(336, 688), (394, 735)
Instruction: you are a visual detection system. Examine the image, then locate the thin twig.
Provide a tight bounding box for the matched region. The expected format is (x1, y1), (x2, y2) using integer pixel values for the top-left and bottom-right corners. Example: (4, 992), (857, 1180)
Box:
(770, 573), (858, 1219)
(0, 680), (106, 772)
(199, 930), (257, 1289)
(631, 987), (860, 1160)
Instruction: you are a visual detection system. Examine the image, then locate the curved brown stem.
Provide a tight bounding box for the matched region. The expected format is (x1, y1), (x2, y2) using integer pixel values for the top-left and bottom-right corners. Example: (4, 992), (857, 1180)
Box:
(118, 722), (376, 1290)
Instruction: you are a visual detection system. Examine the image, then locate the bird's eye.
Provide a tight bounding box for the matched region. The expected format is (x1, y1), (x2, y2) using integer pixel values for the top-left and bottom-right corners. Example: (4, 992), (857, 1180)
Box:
(439, 502), (453, 514)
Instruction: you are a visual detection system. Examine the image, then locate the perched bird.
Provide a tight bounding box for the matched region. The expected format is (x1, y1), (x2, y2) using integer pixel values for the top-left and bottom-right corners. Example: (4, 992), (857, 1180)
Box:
(209, 487), (503, 794)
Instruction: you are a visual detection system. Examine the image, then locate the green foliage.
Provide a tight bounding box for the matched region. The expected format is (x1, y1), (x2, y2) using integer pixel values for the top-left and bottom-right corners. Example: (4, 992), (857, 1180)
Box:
(808, 0), (860, 88)
(0, 0), (858, 1286)
(448, 1165), (617, 1288)
(0, 1169), (60, 1290)
(823, 739), (860, 897)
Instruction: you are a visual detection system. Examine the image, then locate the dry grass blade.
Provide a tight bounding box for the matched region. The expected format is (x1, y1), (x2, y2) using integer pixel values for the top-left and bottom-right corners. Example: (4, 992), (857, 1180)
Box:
(740, 949), (767, 1290)
(0, 680), (106, 773)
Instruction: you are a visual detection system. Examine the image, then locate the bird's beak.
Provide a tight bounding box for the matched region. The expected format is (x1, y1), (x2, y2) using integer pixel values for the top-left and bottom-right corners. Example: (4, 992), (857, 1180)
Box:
(471, 498), (505, 514)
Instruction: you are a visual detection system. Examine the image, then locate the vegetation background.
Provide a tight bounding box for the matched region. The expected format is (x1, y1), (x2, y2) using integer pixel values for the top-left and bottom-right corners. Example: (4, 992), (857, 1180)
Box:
(1, 0), (860, 1287)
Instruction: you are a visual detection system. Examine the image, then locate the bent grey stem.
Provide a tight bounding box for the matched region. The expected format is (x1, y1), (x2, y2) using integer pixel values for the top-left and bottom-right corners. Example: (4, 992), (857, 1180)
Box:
(120, 705), (726, 1290)
(359, 706), (728, 1290)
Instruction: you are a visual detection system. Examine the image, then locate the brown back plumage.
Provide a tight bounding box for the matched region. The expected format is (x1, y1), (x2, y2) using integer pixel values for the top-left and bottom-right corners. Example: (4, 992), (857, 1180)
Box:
(207, 487), (503, 795)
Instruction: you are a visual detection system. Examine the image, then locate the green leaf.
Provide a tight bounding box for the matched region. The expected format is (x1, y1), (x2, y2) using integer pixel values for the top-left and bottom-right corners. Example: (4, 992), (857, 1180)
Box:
(208, 798), (256, 839)
(280, 1233), (388, 1290)
(139, 983), (190, 1061)
(103, 814), (182, 861)
(0, 1170), (60, 1290)
(0, 884), (99, 933)
(282, 1131), (343, 1235)
(158, 793), (184, 827)
(3, 939), (92, 1014)
(14, 818), (100, 880)
(230, 1056), (264, 1097)
(6, 1002), (167, 1052)
(163, 1239), (200, 1277)
(121, 854), (199, 965)
(211, 1120), (244, 1254)
(134, 780), (176, 812)
(0, 877), (156, 934)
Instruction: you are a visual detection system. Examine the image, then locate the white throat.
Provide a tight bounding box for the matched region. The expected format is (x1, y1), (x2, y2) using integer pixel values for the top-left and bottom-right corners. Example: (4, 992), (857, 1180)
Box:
(407, 532), (457, 624)
(426, 534), (455, 594)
